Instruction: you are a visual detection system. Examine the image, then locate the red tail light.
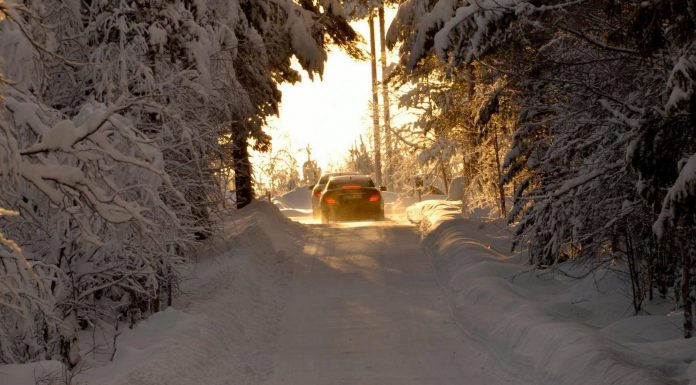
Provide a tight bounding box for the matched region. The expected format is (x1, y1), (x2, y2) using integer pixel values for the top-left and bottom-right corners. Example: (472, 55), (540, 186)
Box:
(314, 192), (321, 197)
(325, 197), (336, 204)
(341, 185), (362, 189)
(369, 195), (380, 202)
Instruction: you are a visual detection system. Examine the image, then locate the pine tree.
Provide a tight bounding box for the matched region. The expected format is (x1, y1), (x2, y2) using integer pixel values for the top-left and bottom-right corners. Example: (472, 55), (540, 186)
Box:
(0, 0), (361, 364)
(386, 0), (696, 334)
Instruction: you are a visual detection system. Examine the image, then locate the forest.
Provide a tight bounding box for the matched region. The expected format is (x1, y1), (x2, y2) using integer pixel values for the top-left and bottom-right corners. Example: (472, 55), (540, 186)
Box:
(0, 0), (361, 365)
(2, 0), (696, 372)
(383, 0), (696, 337)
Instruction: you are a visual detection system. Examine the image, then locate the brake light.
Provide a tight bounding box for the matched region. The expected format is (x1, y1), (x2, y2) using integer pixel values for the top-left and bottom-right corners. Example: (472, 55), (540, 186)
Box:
(314, 192), (321, 197)
(325, 197), (336, 204)
(369, 195), (380, 202)
(341, 185), (362, 189)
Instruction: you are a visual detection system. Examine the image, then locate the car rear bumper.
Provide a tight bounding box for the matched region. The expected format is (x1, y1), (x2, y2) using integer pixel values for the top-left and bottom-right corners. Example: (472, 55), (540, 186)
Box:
(323, 203), (383, 220)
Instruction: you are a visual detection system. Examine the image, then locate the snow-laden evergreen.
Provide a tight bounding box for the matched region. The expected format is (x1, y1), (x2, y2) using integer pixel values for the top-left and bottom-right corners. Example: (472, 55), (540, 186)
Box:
(387, 0), (696, 335)
(0, 0), (358, 365)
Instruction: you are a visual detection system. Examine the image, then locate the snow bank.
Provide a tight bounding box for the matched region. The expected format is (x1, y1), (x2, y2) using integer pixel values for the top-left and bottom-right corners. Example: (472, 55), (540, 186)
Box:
(447, 176), (467, 200)
(273, 187), (313, 217)
(59, 201), (302, 385)
(390, 193), (447, 211)
(0, 361), (65, 385)
(273, 187), (312, 210)
(226, 200), (305, 252)
(408, 201), (696, 385)
(407, 199), (463, 233)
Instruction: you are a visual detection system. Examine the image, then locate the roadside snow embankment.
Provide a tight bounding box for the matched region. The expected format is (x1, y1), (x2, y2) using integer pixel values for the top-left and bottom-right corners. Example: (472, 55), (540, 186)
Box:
(408, 201), (696, 385)
(273, 187), (312, 217)
(75, 201), (302, 385)
(71, 201), (303, 385)
(0, 201), (303, 385)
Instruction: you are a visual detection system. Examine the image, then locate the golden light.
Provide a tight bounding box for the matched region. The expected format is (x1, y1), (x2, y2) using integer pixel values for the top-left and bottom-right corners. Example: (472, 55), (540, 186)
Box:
(263, 8), (400, 173)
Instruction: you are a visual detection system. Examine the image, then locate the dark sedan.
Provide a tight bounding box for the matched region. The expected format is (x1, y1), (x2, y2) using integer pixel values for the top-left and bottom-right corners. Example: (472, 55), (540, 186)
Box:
(319, 175), (385, 223)
(311, 172), (359, 218)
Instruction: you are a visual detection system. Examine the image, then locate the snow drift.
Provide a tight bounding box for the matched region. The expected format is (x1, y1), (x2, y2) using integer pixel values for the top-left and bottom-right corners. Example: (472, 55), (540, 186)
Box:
(1, 202), (303, 385)
(273, 187), (313, 217)
(79, 201), (302, 385)
(408, 200), (696, 385)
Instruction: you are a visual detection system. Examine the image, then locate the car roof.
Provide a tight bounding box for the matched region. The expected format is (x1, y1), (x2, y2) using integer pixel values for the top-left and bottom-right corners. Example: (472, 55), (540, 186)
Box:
(316, 172), (359, 185)
(328, 175), (373, 182)
(321, 172), (359, 178)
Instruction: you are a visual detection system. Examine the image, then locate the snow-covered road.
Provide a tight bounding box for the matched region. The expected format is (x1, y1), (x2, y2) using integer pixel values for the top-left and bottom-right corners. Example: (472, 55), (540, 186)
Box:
(6, 202), (692, 385)
(264, 220), (524, 385)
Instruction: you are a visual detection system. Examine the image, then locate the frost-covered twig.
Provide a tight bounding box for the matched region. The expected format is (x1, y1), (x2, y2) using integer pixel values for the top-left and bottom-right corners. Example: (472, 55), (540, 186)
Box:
(560, 26), (639, 55)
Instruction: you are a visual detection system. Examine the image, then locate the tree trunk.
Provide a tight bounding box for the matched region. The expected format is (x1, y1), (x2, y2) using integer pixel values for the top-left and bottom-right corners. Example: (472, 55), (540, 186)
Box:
(492, 126), (506, 218)
(624, 229), (643, 314)
(233, 129), (254, 209)
(167, 263), (173, 307)
(378, 6), (392, 190)
(152, 286), (161, 313)
(681, 235), (693, 338)
(467, 63), (474, 102)
(369, 12), (382, 187)
(441, 163), (450, 195)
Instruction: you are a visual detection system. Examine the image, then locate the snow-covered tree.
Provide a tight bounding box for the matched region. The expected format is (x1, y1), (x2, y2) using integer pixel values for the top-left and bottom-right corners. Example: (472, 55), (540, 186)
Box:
(386, 0), (696, 335)
(302, 145), (321, 185)
(388, 55), (515, 213)
(0, 208), (61, 364)
(0, 0), (361, 365)
(345, 136), (375, 175)
(257, 148), (302, 197)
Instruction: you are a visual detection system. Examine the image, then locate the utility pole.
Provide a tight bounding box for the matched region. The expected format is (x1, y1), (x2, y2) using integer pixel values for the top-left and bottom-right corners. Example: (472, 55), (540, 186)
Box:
(378, 5), (392, 190)
(369, 10), (383, 187)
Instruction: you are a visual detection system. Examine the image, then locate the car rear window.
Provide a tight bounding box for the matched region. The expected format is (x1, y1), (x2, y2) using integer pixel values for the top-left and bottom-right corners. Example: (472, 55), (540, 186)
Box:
(327, 178), (375, 189)
(319, 173), (355, 185)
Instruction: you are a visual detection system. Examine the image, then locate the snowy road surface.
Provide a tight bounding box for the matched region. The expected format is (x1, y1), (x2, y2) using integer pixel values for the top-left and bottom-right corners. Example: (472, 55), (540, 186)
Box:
(264, 220), (524, 385)
(4, 203), (690, 385)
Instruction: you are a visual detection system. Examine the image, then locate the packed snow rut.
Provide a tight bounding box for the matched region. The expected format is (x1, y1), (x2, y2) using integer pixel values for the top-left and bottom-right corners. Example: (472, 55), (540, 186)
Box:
(262, 220), (526, 385)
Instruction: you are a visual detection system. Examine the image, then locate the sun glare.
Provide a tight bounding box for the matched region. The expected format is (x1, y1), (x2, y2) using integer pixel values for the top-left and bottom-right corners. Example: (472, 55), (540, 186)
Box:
(262, 8), (399, 174)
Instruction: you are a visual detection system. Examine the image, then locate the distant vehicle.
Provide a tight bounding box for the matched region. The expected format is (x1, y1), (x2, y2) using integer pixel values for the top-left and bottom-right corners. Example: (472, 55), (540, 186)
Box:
(311, 172), (359, 218)
(319, 175), (386, 223)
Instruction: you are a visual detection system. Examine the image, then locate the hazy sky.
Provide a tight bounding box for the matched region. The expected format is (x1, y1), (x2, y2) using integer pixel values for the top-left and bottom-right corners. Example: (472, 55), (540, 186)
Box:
(262, 9), (398, 172)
